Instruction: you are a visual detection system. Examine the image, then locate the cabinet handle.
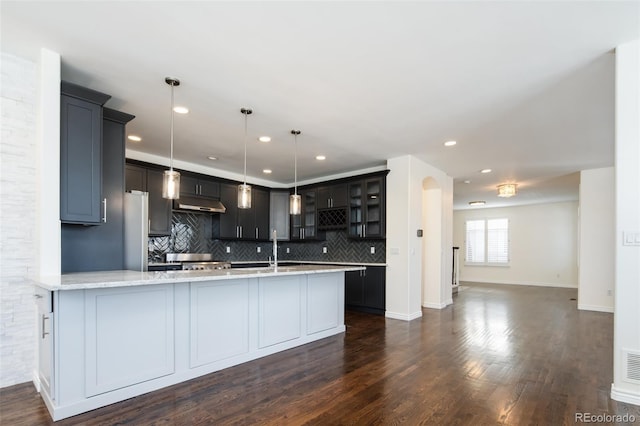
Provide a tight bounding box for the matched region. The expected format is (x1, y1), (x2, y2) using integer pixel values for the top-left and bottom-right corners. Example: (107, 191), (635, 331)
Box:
(34, 294), (43, 299)
(102, 198), (107, 223)
(363, 224), (366, 238)
(41, 314), (49, 339)
(239, 226), (243, 239)
(255, 227), (259, 239)
(148, 219), (151, 234)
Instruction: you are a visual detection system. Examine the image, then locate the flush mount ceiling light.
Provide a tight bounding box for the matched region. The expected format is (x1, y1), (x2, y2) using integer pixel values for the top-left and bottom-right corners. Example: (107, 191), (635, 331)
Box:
(497, 183), (518, 198)
(263, 169), (272, 174)
(238, 108), (253, 209)
(463, 180), (471, 184)
(207, 156), (217, 161)
(290, 130), (302, 215)
(127, 135), (142, 142)
(258, 136), (271, 143)
(469, 201), (486, 206)
(480, 168), (492, 174)
(315, 155), (326, 161)
(162, 77), (181, 200)
(444, 140), (457, 147)
(173, 106), (189, 114)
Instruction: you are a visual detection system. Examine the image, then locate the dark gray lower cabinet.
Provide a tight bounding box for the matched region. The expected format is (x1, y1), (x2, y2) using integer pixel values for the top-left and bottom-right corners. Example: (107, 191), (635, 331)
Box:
(62, 108), (134, 273)
(345, 266), (385, 315)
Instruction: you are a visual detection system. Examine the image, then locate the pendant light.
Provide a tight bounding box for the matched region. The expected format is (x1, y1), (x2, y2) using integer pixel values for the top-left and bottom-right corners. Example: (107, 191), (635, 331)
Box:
(290, 130), (301, 215)
(238, 108), (253, 209)
(162, 77), (181, 199)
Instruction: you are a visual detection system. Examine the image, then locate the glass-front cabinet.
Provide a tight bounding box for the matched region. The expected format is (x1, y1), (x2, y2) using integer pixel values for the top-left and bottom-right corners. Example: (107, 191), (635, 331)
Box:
(349, 177), (385, 239)
(291, 189), (319, 240)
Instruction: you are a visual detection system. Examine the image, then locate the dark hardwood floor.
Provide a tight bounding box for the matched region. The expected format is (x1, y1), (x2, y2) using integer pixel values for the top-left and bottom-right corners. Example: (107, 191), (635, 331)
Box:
(2, 283), (639, 425)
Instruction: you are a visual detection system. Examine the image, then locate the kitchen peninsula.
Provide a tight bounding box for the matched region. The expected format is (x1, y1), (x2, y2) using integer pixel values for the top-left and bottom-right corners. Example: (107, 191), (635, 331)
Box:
(33, 265), (362, 421)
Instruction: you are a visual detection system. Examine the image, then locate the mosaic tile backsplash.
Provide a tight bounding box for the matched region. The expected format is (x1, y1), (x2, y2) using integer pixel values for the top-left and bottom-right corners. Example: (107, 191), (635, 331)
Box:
(149, 211), (386, 264)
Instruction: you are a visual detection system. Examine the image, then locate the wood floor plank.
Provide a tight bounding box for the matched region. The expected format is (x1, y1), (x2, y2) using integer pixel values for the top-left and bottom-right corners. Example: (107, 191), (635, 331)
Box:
(1, 283), (639, 425)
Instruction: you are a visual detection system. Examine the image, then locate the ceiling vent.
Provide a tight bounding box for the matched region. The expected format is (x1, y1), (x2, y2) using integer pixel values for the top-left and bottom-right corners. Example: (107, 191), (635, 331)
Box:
(623, 349), (640, 384)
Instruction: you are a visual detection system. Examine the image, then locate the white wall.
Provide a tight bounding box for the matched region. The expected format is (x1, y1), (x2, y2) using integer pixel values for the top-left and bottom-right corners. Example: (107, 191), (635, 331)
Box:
(0, 52), (39, 386)
(611, 40), (640, 406)
(578, 167), (615, 313)
(386, 155), (453, 320)
(453, 201), (578, 288)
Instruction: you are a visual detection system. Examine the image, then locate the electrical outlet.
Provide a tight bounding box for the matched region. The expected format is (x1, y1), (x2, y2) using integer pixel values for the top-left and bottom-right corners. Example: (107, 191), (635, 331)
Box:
(286, 247), (290, 254)
(370, 247), (375, 254)
(323, 247), (327, 254)
(257, 247), (261, 253)
(226, 246), (231, 253)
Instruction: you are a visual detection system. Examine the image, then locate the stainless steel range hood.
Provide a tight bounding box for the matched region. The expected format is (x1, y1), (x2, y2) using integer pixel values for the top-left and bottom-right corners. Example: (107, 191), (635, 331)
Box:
(173, 195), (226, 213)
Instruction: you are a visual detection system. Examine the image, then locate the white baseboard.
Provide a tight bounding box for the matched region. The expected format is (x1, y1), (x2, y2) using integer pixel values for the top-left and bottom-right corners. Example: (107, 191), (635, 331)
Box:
(460, 279), (577, 289)
(611, 383), (640, 406)
(422, 301), (447, 309)
(578, 304), (614, 313)
(385, 310), (423, 321)
(32, 370), (41, 393)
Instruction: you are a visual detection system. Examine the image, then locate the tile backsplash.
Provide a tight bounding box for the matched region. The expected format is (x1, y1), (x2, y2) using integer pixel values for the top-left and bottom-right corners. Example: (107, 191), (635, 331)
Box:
(149, 211), (386, 264)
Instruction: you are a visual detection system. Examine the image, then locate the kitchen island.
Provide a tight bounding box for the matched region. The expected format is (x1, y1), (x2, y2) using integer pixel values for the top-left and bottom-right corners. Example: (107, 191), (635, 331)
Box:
(33, 265), (362, 421)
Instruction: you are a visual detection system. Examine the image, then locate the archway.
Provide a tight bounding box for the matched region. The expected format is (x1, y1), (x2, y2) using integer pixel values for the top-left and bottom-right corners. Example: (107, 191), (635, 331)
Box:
(421, 177), (445, 308)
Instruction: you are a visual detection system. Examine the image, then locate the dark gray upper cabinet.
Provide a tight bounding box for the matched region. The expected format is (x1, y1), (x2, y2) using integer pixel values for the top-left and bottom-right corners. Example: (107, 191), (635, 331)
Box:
(180, 174), (220, 198)
(124, 163), (172, 236)
(216, 183), (269, 240)
(317, 183), (348, 209)
(60, 82), (111, 224)
(62, 107), (134, 273)
(348, 176), (386, 239)
(217, 183), (269, 240)
(218, 183), (239, 238)
(125, 164), (147, 192)
(146, 168), (172, 236)
(291, 188), (323, 240)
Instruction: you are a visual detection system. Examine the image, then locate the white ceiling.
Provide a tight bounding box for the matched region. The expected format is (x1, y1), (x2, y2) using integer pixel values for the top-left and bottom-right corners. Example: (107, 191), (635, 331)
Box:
(2, 1), (638, 209)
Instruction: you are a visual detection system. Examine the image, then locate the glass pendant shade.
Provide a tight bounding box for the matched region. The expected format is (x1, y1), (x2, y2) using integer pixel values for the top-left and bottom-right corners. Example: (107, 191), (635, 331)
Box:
(238, 183), (252, 209)
(162, 169), (181, 200)
(290, 194), (301, 215)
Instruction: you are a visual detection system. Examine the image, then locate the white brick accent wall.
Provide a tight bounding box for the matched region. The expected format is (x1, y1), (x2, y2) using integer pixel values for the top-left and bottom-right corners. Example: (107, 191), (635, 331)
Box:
(1, 52), (39, 387)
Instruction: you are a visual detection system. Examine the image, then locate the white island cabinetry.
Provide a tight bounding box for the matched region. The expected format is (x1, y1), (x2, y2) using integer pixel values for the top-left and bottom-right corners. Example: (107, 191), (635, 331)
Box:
(34, 266), (355, 421)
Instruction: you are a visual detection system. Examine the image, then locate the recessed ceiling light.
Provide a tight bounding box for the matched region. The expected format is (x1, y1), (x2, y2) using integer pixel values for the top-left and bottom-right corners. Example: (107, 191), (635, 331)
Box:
(480, 169), (492, 174)
(316, 155), (326, 161)
(127, 135), (142, 142)
(258, 136), (271, 143)
(463, 180), (471, 184)
(444, 140), (457, 147)
(207, 156), (217, 161)
(263, 169), (272, 174)
(469, 201), (486, 206)
(173, 106), (189, 114)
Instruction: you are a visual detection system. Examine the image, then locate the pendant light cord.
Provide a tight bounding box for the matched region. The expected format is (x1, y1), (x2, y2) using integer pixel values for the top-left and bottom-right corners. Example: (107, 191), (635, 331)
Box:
(170, 82), (175, 172)
(294, 132), (298, 195)
(243, 112), (248, 185)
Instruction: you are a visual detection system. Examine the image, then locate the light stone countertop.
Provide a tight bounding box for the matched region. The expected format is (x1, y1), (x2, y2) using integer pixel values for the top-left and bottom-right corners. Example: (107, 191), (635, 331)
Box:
(32, 264), (365, 291)
(231, 260), (387, 267)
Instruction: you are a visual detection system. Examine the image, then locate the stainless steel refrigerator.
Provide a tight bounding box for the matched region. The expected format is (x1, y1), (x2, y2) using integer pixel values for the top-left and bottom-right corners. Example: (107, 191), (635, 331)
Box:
(124, 191), (149, 271)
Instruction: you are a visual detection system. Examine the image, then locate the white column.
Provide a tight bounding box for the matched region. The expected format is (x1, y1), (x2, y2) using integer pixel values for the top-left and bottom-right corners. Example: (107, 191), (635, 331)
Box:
(38, 48), (61, 276)
(611, 40), (640, 405)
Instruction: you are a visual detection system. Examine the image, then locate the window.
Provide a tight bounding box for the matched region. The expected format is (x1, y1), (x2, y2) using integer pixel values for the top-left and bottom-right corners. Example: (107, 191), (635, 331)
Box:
(465, 218), (509, 265)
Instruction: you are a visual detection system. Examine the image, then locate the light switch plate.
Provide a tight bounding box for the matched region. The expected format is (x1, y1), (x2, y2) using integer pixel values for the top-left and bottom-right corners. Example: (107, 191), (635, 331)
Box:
(286, 247), (290, 253)
(226, 246), (231, 253)
(257, 247), (261, 253)
(623, 231), (640, 246)
(370, 247), (375, 254)
(322, 247), (327, 254)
